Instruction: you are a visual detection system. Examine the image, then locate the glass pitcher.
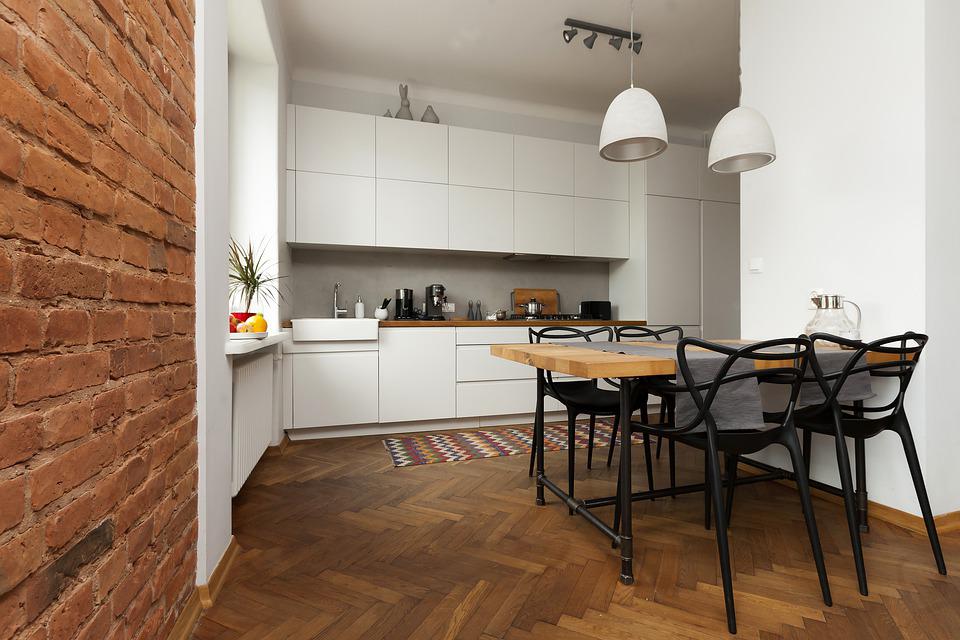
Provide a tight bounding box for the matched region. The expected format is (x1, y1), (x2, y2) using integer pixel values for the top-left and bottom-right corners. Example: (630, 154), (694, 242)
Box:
(804, 293), (861, 345)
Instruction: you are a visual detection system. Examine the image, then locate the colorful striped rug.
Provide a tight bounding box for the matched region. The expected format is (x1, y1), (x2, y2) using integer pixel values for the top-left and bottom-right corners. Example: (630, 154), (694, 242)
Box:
(383, 420), (644, 468)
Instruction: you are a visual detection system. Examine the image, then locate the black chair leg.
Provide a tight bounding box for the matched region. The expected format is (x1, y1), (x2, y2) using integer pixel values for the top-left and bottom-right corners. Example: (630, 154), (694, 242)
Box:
(829, 409), (869, 596)
(783, 428), (833, 606)
(643, 432), (655, 495)
(612, 464), (622, 548)
(704, 450), (712, 530)
(587, 414), (596, 470)
(855, 437), (869, 533)
(802, 428), (812, 480)
(724, 454), (738, 527)
(895, 418), (947, 575)
(567, 409), (577, 515)
(668, 438), (676, 497)
(656, 401), (666, 459)
(606, 414), (620, 468)
(704, 432), (737, 634)
(529, 390), (543, 478)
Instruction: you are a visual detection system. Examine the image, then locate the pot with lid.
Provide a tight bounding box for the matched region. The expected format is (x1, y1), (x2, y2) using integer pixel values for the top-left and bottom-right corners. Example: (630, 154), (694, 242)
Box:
(516, 298), (544, 317)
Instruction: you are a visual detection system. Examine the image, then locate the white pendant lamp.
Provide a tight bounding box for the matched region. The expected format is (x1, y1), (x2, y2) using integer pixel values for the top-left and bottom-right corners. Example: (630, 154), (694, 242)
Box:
(707, 106), (776, 173)
(598, 5), (667, 162)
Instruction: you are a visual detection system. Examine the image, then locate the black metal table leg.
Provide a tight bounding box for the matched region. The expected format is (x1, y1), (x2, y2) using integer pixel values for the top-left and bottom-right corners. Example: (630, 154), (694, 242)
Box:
(618, 377), (634, 585)
(854, 400), (869, 533)
(535, 369), (546, 506)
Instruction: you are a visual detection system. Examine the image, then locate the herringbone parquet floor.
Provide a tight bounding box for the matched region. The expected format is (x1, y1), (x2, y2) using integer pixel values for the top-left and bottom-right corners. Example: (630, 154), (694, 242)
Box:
(192, 427), (960, 639)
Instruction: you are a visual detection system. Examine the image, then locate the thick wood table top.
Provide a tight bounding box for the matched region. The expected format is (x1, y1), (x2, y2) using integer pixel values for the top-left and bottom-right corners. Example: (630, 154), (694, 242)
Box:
(490, 343), (676, 379)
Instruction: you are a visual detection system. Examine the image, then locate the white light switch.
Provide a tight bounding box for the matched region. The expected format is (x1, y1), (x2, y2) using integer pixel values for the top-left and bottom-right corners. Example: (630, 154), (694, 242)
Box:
(748, 257), (764, 273)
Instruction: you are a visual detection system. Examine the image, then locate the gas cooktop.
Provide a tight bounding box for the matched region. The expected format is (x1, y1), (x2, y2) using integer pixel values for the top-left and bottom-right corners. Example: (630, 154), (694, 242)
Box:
(508, 314), (584, 321)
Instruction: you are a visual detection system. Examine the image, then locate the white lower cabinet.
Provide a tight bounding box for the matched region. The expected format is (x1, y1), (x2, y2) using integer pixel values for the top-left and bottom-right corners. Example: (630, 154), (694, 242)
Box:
(457, 380), (564, 418)
(292, 351), (379, 428)
(378, 328), (456, 423)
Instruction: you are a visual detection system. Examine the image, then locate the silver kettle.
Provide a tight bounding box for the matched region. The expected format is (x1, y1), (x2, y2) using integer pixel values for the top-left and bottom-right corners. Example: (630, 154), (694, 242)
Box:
(804, 291), (862, 344)
(516, 298), (544, 317)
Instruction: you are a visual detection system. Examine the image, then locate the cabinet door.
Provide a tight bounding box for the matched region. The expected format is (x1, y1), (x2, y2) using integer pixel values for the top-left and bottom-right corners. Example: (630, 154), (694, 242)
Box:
(574, 143), (628, 200)
(376, 118), (448, 183)
(646, 195), (701, 325)
(514, 135), (574, 195)
(514, 191), (574, 256)
(700, 160), (740, 203)
(701, 201), (740, 339)
(379, 328), (456, 423)
(295, 106), (375, 177)
(449, 186), (513, 253)
(376, 179), (448, 249)
(449, 126), (513, 189)
(296, 172), (375, 246)
(645, 143), (701, 199)
(574, 197), (629, 259)
(292, 352), (379, 428)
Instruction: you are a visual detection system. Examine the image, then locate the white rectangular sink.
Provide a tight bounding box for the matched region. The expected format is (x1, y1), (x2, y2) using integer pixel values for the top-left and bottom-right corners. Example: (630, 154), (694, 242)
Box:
(292, 318), (379, 342)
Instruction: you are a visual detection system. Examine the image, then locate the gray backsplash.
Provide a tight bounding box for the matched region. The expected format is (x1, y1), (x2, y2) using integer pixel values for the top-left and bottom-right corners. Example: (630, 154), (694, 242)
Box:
(290, 248), (611, 318)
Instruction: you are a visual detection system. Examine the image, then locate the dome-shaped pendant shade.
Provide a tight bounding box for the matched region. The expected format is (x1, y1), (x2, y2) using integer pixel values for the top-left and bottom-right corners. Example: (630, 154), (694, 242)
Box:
(708, 106), (776, 173)
(599, 87), (668, 162)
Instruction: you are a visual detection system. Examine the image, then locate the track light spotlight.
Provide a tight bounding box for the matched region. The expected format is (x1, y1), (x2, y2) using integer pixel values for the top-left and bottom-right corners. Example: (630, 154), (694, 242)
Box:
(609, 35), (623, 50)
(583, 31), (598, 49)
(631, 39), (643, 54)
(562, 27), (578, 43)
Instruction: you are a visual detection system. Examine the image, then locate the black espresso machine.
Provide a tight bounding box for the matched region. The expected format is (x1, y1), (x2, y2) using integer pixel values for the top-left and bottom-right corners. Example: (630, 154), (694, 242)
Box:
(394, 285), (447, 320)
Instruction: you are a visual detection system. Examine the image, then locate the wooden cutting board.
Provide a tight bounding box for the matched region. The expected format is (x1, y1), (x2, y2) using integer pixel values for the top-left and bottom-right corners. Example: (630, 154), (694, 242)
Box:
(512, 288), (559, 314)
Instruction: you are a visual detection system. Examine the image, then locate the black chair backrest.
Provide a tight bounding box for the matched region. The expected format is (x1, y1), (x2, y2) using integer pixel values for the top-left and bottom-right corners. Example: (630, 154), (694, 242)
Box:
(806, 332), (927, 414)
(615, 325), (683, 342)
(663, 337), (812, 436)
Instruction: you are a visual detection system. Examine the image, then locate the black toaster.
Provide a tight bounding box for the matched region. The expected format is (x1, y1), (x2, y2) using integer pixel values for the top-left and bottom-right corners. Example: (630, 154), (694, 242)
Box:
(579, 301), (612, 320)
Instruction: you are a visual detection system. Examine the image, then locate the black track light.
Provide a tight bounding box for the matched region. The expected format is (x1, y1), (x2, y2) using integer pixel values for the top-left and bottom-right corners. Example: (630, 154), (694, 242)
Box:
(631, 39), (643, 54)
(562, 27), (578, 43)
(609, 35), (623, 51)
(583, 31), (598, 49)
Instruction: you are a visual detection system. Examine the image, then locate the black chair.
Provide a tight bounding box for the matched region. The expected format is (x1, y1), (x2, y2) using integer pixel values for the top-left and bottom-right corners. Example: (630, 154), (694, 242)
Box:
(796, 332), (945, 597)
(527, 327), (656, 503)
(610, 326), (683, 478)
(618, 337), (832, 634)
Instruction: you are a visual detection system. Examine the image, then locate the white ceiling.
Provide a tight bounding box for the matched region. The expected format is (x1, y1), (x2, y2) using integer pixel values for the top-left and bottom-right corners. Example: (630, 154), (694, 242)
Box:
(276, 0), (740, 131)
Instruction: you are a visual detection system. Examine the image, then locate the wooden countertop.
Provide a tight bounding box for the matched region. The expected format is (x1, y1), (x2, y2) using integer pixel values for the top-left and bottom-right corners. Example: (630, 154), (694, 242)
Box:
(377, 319), (648, 327)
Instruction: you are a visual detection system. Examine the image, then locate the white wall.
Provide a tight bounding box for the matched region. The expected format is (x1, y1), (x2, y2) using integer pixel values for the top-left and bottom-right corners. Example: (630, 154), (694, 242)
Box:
(195, 0), (234, 583)
(923, 0), (960, 514)
(740, 1), (928, 513)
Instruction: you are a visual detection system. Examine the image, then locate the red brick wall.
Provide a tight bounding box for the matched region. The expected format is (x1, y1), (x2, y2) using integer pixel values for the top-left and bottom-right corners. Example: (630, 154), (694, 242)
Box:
(0, 0), (197, 638)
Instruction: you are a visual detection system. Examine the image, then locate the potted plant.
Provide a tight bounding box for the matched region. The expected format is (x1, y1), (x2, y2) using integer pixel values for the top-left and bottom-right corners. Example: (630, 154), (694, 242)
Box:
(228, 238), (282, 334)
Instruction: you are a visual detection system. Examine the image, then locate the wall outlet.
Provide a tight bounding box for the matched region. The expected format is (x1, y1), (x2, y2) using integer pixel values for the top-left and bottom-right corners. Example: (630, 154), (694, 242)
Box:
(442, 302), (455, 313)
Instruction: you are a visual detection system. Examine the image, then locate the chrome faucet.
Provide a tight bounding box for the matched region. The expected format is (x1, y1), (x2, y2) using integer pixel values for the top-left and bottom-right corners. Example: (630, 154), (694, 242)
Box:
(333, 282), (348, 318)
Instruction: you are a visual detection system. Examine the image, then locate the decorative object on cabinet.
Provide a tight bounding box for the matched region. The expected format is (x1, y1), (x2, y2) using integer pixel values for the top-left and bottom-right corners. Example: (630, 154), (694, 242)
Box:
(708, 106), (776, 173)
(394, 83), (413, 119)
(598, 5), (668, 162)
(382, 108), (392, 117)
(228, 237), (282, 333)
(421, 104), (440, 123)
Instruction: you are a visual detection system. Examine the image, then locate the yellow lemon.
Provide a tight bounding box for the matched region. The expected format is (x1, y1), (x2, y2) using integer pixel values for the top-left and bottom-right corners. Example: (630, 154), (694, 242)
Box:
(251, 313), (267, 333)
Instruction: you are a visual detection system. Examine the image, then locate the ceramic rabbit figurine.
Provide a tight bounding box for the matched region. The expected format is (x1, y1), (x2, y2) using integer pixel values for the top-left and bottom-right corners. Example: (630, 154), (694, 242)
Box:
(395, 84), (413, 120)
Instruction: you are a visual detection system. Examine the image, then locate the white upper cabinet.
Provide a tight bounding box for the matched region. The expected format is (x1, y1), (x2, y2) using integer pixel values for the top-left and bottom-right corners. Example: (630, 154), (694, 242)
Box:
(449, 126), (513, 190)
(514, 191), (574, 256)
(574, 198), (629, 259)
(514, 135), (574, 196)
(376, 179), (448, 250)
(294, 106), (375, 176)
(449, 186), (513, 253)
(285, 104), (296, 170)
(376, 118), (448, 183)
(645, 143), (701, 199)
(700, 155), (740, 203)
(296, 172), (375, 246)
(574, 143), (628, 201)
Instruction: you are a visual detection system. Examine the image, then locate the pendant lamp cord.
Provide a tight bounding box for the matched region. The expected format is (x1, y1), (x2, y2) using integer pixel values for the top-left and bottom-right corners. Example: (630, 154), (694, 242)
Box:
(629, 0), (634, 88)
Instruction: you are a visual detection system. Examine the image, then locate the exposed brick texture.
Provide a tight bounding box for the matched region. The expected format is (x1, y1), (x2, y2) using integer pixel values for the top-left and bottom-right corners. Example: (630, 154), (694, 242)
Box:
(0, 0), (196, 638)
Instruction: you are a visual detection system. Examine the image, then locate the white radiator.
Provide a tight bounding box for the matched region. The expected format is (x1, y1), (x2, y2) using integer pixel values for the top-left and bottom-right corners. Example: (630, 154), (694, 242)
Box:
(231, 351), (275, 495)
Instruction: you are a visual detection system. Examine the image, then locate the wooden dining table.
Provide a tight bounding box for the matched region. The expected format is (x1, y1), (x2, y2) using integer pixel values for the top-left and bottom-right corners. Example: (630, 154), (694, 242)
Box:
(490, 341), (681, 585)
(489, 339), (893, 585)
